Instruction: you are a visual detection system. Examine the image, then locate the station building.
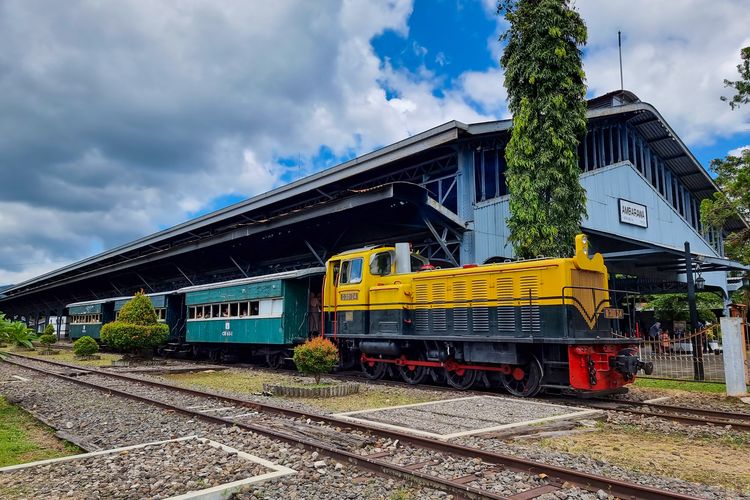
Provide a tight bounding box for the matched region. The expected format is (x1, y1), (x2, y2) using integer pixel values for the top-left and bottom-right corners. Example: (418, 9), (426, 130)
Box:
(1, 90), (747, 327)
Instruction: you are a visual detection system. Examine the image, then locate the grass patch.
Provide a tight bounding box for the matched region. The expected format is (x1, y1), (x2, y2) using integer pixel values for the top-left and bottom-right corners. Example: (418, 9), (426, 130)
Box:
(634, 377), (726, 394)
(163, 368), (446, 413)
(0, 396), (81, 467)
(539, 426), (750, 493)
(4, 345), (121, 367)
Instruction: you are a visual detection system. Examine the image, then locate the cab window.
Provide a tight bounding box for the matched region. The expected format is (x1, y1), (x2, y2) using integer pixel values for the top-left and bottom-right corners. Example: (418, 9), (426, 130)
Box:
(370, 252), (393, 276)
(349, 258), (363, 283)
(339, 258), (363, 284)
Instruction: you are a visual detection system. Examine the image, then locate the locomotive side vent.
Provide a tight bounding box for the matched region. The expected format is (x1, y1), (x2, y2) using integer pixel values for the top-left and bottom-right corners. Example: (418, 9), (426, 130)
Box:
(520, 275), (541, 335)
(471, 279), (489, 332)
(496, 277), (516, 334)
(453, 280), (468, 332)
(432, 282), (447, 332)
(414, 282), (429, 333)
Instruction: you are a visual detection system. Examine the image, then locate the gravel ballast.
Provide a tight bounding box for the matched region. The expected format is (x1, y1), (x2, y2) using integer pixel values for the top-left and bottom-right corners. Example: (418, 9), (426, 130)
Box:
(340, 396), (586, 436)
(0, 438), (271, 499)
(0, 363), (452, 499)
(3, 358), (747, 499)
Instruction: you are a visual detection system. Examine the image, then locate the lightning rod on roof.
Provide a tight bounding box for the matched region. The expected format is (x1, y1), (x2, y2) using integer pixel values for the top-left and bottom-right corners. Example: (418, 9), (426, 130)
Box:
(618, 31), (624, 92)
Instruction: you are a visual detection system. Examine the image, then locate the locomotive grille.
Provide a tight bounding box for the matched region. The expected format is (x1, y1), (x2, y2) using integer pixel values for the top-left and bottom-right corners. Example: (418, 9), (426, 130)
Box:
(496, 277), (516, 334)
(519, 275), (541, 335)
(432, 282), (447, 332)
(453, 280), (468, 332)
(471, 279), (489, 332)
(414, 282), (429, 332)
(415, 309), (429, 333)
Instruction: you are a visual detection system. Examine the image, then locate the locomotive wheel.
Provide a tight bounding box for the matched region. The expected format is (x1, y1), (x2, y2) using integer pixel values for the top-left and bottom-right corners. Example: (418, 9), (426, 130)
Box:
(398, 356), (428, 385)
(445, 368), (478, 390)
(362, 360), (388, 380)
(501, 356), (543, 397)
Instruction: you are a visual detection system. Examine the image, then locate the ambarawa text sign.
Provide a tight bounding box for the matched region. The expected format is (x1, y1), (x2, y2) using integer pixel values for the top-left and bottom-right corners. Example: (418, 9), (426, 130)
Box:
(618, 199), (648, 228)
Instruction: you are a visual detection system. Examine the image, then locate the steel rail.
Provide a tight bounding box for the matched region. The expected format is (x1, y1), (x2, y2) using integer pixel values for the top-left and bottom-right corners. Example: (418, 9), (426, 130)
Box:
(4, 353), (702, 500)
(39, 349), (748, 432)
(2, 357), (505, 500)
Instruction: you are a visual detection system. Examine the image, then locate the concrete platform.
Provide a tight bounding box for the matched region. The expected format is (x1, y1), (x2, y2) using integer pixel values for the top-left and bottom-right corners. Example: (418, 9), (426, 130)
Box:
(334, 396), (600, 440)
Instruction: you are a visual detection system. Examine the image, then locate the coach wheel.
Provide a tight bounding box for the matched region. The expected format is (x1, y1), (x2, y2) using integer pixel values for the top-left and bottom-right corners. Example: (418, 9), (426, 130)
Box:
(362, 360), (388, 380)
(501, 356), (543, 397)
(266, 352), (285, 369)
(398, 356), (428, 385)
(445, 368), (478, 390)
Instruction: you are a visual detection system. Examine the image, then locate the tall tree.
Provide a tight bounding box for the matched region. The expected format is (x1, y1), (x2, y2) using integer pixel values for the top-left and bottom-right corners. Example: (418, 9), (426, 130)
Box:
(499, 0), (588, 259)
(721, 46), (750, 110)
(702, 46), (750, 305)
(700, 149), (750, 265)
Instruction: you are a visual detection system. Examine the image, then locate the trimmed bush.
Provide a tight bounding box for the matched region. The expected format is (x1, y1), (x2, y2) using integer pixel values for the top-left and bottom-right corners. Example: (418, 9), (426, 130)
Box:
(101, 292), (168, 356)
(43, 324), (55, 336)
(39, 333), (57, 353)
(73, 336), (99, 358)
(292, 336), (339, 384)
(100, 322), (169, 354)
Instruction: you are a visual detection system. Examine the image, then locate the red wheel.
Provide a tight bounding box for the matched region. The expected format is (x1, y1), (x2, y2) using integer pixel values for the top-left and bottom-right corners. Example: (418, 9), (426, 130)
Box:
(362, 360), (388, 380)
(398, 356), (428, 385)
(501, 356), (543, 397)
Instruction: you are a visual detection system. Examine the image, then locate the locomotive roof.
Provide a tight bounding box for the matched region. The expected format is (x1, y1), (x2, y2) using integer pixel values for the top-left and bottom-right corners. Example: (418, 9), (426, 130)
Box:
(176, 267), (325, 294)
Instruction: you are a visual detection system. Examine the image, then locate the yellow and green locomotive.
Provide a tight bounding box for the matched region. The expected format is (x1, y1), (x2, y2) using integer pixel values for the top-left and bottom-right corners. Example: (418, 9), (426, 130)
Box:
(323, 235), (651, 396)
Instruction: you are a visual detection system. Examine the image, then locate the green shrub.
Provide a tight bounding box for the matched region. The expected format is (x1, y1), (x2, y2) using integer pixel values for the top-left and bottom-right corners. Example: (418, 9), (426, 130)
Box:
(101, 322), (169, 354)
(118, 292), (158, 325)
(73, 336), (99, 358)
(43, 324), (55, 336)
(100, 292), (168, 356)
(39, 334), (57, 353)
(1, 321), (36, 349)
(292, 336), (339, 384)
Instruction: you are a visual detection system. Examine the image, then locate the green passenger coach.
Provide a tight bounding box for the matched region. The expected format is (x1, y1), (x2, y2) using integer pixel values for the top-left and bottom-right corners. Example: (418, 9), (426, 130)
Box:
(178, 268), (325, 364)
(67, 299), (114, 340)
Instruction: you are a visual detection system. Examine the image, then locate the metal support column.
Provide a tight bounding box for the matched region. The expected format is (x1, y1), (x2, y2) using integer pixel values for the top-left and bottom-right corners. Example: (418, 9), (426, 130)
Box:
(684, 241), (705, 381)
(456, 146), (474, 265)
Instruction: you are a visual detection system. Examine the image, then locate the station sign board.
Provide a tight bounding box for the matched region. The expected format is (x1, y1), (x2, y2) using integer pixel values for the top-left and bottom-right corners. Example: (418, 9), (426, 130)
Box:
(618, 198), (648, 228)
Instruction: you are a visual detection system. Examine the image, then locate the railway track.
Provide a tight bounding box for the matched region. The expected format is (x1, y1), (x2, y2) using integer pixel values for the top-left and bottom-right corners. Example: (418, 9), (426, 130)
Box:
(278, 365), (750, 432)
(2, 352), (704, 500)
(36, 348), (750, 432)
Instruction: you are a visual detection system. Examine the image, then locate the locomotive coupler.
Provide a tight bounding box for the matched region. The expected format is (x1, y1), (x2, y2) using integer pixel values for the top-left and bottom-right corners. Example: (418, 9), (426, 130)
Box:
(609, 349), (654, 380)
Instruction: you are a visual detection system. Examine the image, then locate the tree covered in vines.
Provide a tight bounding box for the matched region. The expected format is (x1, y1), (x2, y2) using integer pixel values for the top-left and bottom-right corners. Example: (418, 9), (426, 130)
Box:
(498, 0), (588, 258)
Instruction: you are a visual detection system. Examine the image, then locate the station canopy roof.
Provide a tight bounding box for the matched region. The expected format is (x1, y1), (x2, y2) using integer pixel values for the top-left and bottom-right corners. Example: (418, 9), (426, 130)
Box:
(2, 90), (746, 300)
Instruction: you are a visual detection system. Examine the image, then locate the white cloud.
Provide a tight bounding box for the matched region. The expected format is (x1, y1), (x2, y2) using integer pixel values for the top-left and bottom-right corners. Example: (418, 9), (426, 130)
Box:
(0, 0), (500, 283)
(728, 145), (750, 157)
(577, 0), (750, 145)
(4, 0), (747, 285)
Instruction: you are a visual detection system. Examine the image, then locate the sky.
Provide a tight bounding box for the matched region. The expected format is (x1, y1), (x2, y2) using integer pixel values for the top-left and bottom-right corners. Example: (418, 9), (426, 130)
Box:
(0, 0), (748, 285)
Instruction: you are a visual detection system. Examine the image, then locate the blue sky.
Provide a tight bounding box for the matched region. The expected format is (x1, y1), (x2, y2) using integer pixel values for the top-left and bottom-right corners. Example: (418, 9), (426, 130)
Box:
(0, 0), (748, 283)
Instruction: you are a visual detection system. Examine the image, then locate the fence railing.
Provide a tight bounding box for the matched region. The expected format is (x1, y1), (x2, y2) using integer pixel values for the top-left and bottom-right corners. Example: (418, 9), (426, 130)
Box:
(638, 325), (726, 383)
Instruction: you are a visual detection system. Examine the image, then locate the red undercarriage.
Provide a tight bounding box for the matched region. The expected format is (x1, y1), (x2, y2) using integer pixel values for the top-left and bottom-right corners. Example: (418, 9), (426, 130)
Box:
(361, 343), (637, 391)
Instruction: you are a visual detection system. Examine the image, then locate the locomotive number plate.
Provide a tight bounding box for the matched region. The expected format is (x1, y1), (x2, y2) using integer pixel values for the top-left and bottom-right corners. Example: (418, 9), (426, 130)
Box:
(604, 307), (624, 319)
(340, 291), (359, 301)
